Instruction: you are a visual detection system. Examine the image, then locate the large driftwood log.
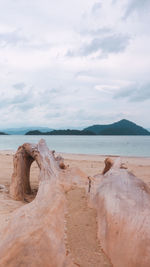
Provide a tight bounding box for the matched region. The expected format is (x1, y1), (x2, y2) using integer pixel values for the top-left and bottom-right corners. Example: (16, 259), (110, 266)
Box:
(4, 140), (150, 267)
(91, 158), (150, 267)
(0, 139), (74, 267)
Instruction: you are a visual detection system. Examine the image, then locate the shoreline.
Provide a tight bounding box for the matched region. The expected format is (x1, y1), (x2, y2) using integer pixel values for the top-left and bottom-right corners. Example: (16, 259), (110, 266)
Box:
(1, 149), (150, 160)
(0, 150), (150, 186)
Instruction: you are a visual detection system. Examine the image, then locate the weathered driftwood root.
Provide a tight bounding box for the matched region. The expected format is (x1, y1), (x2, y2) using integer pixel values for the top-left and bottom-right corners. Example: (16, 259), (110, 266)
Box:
(0, 139), (74, 267)
(91, 157), (150, 267)
(9, 142), (65, 201)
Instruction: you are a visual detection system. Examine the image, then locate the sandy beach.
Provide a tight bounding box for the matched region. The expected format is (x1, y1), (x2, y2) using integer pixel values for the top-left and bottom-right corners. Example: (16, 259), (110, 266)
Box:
(1, 151), (150, 222)
(1, 150), (150, 190)
(0, 151), (150, 266)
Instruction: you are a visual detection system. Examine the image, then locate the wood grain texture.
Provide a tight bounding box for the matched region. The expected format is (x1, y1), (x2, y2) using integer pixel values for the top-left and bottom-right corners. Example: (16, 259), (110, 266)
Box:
(91, 158), (150, 267)
(0, 139), (73, 267)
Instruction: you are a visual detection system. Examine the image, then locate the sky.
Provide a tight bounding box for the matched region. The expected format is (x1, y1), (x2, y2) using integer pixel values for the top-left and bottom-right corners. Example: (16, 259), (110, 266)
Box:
(0, 0), (150, 129)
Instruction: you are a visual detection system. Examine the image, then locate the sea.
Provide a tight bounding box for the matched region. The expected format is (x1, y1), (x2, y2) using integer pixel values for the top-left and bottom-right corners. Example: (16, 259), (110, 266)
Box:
(0, 135), (150, 157)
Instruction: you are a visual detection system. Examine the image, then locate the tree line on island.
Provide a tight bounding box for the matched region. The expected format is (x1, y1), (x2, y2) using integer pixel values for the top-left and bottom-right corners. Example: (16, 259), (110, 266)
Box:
(0, 119), (150, 135)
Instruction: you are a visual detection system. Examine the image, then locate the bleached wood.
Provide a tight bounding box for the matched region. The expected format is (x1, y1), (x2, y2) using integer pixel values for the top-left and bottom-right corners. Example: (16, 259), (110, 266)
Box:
(9, 141), (65, 201)
(92, 157), (150, 267)
(0, 139), (73, 267)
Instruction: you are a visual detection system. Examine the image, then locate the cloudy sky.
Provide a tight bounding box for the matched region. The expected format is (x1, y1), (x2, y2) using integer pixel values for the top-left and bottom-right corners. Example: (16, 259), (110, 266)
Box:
(0, 0), (150, 129)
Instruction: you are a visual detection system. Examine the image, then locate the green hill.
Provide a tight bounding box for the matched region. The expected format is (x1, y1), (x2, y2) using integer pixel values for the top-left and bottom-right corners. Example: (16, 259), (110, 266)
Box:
(84, 119), (150, 135)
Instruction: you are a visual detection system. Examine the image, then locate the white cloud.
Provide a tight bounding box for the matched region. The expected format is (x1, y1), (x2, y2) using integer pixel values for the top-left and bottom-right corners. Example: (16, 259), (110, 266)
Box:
(0, 0), (149, 129)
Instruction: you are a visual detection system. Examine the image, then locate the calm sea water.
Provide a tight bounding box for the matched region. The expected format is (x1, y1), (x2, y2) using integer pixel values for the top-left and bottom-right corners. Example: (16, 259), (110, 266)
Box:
(0, 135), (150, 157)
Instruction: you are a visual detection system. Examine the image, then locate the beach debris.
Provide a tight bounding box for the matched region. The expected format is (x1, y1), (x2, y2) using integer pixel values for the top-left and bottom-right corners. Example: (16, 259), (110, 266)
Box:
(0, 184), (8, 192)
(55, 155), (66, 169)
(88, 176), (92, 192)
(120, 163), (128, 169)
(0, 184), (5, 190)
(102, 157), (114, 174)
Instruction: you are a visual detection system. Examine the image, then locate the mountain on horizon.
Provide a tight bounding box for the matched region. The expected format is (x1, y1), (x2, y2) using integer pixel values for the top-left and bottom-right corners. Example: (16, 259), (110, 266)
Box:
(84, 119), (150, 135)
(1, 127), (53, 135)
(1, 119), (149, 136)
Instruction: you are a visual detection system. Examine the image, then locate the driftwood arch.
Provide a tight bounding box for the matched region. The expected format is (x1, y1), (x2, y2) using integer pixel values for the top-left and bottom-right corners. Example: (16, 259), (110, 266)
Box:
(10, 140), (65, 201)
(0, 139), (74, 267)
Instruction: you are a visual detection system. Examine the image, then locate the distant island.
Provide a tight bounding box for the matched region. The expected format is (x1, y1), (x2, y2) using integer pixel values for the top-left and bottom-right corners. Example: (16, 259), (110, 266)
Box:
(0, 127), (53, 135)
(25, 119), (150, 136)
(0, 132), (8, 135)
(26, 129), (95, 135)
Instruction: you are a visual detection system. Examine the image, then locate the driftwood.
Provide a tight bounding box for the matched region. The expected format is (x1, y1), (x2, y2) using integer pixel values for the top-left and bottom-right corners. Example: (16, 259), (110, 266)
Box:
(0, 139), (74, 267)
(3, 140), (149, 267)
(91, 158), (150, 267)
(9, 142), (65, 201)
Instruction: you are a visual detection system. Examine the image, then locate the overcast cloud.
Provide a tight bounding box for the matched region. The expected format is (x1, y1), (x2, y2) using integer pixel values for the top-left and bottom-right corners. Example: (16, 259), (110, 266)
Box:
(0, 0), (150, 129)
